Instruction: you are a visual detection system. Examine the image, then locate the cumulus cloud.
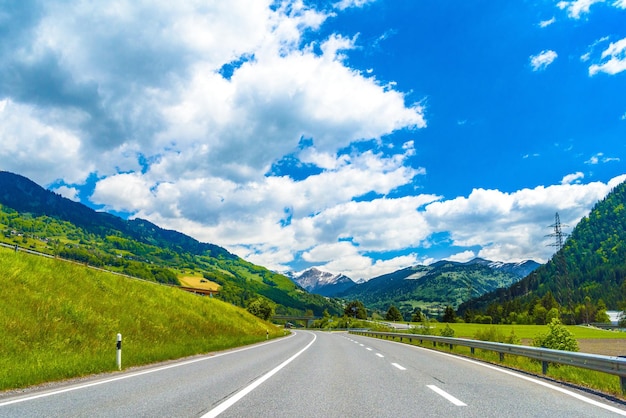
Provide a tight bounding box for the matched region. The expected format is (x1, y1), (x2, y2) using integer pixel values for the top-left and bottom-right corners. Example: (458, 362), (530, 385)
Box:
(447, 250), (476, 263)
(0, 99), (89, 185)
(52, 186), (80, 201)
(530, 50), (558, 71)
(561, 172), (584, 184)
(419, 177), (626, 266)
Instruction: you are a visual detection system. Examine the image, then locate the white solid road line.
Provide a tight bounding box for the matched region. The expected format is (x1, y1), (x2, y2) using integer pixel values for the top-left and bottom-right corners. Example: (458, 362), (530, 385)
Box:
(391, 363), (406, 371)
(202, 332), (317, 418)
(0, 335), (292, 408)
(427, 385), (467, 406)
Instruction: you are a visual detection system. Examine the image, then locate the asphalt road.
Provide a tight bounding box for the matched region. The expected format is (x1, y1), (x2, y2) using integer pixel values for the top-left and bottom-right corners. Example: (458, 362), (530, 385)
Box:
(1, 331), (625, 417)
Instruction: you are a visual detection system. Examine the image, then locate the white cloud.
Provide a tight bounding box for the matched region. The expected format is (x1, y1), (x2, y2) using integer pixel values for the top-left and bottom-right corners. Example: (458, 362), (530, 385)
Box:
(585, 152), (621, 164)
(613, 0), (626, 8)
(0, 99), (90, 185)
(53, 186), (80, 201)
(539, 17), (556, 27)
(561, 172), (584, 184)
(589, 37), (626, 76)
(530, 50), (558, 71)
(557, 0), (605, 19)
(420, 177), (625, 265)
(334, 0), (377, 11)
(447, 250), (476, 263)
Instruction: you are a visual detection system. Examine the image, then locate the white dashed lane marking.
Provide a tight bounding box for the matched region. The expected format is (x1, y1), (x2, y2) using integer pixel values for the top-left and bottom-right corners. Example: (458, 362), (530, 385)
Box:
(391, 363), (406, 371)
(427, 385), (467, 406)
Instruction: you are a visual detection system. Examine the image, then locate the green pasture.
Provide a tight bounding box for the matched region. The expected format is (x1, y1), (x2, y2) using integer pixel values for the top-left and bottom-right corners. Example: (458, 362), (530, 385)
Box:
(411, 321), (624, 340)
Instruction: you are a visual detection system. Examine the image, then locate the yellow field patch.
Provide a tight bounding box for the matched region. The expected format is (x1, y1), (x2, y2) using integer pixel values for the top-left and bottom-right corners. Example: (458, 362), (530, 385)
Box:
(178, 276), (221, 291)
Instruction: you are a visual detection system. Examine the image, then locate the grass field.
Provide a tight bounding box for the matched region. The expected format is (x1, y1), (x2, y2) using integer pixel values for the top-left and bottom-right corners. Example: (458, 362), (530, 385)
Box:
(0, 248), (283, 391)
(417, 321), (625, 340)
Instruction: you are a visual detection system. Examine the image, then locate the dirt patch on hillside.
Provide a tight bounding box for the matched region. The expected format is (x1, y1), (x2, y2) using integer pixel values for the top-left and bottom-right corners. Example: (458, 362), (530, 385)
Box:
(577, 339), (626, 357)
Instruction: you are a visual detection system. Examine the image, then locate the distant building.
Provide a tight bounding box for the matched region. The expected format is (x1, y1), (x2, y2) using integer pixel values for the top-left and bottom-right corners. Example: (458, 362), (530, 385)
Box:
(607, 311), (623, 325)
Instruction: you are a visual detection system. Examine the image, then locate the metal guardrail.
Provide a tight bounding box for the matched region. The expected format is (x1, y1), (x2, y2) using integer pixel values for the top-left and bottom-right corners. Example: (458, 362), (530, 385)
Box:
(350, 330), (626, 394)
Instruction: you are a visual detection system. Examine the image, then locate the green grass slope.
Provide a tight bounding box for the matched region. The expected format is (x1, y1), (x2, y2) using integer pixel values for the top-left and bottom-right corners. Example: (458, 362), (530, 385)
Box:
(0, 248), (283, 391)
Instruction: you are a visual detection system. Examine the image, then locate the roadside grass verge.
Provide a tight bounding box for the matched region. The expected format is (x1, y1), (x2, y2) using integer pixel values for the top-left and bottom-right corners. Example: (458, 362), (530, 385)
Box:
(0, 248), (283, 391)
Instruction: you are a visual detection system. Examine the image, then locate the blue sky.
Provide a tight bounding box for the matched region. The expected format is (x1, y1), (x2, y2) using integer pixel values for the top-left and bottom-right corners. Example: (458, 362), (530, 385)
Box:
(0, 0), (625, 280)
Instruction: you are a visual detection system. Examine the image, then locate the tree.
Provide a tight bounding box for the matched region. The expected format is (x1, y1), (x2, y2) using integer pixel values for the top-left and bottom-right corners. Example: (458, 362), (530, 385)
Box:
(411, 308), (423, 322)
(344, 300), (367, 319)
(385, 305), (403, 321)
(247, 298), (274, 321)
(442, 305), (456, 323)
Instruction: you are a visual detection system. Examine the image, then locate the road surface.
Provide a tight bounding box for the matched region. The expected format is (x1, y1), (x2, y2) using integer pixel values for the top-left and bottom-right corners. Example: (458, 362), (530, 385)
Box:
(1, 331), (625, 417)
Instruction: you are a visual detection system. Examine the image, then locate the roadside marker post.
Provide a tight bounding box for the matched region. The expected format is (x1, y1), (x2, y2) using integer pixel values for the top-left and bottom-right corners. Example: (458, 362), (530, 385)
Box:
(116, 333), (122, 370)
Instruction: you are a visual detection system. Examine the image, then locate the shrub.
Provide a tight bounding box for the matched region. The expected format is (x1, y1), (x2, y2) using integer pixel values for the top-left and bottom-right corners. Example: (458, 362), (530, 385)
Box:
(532, 318), (578, 352)
(439, 324), (455, 337)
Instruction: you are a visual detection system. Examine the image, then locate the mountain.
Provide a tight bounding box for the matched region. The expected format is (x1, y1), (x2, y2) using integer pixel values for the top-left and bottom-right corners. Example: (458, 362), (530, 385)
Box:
(459, 179), (626, 323)
(291, 268), (356, 297)
(337, 258), (540, 318)
(0, 171), (342, 316)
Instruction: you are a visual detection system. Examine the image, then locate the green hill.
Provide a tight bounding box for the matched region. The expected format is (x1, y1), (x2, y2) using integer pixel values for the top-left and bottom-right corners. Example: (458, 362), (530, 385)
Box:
(0, 171), (341, 317)
(459, 180), (626, 324)
(0, 247), (284, 391)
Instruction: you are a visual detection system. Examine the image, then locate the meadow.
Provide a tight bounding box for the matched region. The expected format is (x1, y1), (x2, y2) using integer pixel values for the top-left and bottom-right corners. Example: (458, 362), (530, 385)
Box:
(0, 247), (283, 391)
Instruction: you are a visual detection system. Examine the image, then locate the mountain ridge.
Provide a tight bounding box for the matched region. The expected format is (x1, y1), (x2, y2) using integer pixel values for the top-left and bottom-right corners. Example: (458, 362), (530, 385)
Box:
(336, 258), (540, 318)
(290, 268), (356, 297)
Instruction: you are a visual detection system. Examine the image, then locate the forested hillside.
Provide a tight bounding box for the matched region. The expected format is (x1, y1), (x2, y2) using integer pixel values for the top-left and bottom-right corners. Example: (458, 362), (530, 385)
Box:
(459, 180), (626, 324)
(0, 171), (341, 316)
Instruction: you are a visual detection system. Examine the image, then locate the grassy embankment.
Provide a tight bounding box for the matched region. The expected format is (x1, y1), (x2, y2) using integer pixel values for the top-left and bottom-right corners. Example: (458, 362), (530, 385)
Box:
(382, 321), (626, 398)
(0, 247), (283, 391)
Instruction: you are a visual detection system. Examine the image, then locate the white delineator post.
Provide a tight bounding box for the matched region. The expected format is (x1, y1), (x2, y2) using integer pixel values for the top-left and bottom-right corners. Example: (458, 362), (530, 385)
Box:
(116, 333), (122, 370)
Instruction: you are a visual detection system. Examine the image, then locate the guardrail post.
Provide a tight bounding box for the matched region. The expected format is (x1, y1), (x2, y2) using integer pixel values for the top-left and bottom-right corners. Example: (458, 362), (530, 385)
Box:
(621, 376), (626, 395)
(470, 347), (475, 354)
(542, 361), (548, 375)
(116, 333), (122, 370)
(499, 352), (504, 361)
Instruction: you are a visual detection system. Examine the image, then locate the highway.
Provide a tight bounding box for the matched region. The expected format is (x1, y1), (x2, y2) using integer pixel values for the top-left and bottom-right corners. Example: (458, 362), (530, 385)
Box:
(1, 331), (625, 417)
